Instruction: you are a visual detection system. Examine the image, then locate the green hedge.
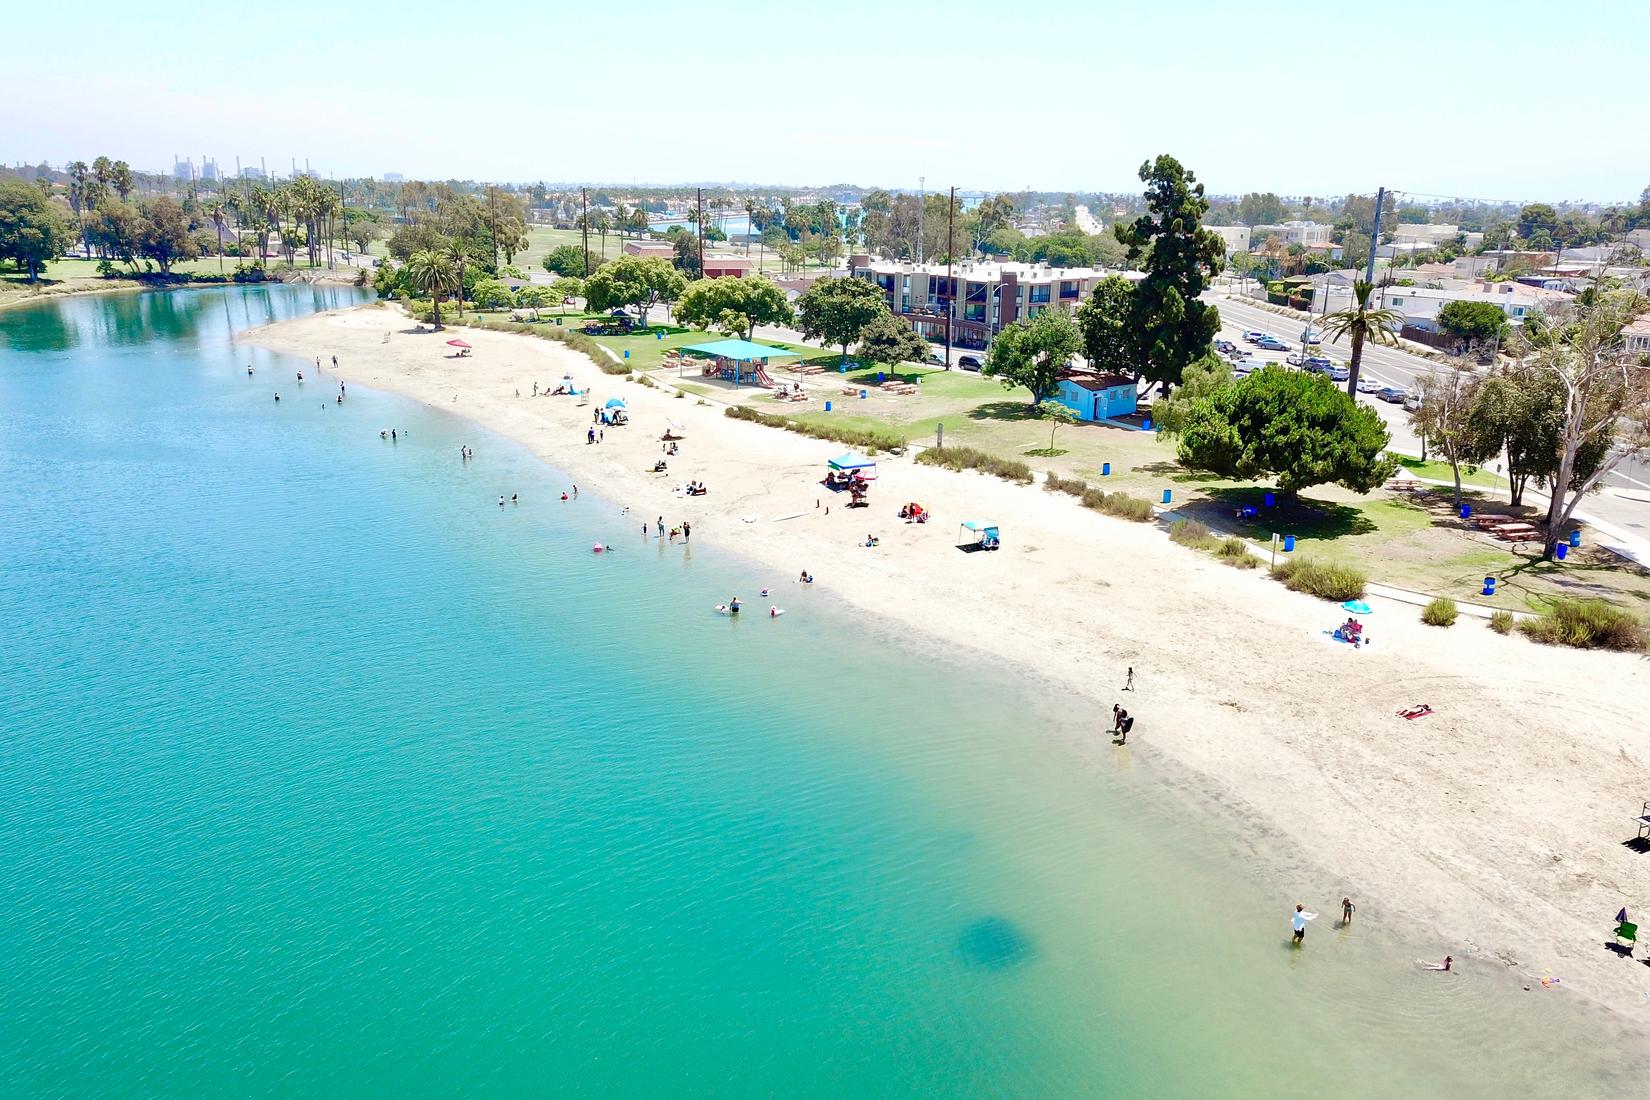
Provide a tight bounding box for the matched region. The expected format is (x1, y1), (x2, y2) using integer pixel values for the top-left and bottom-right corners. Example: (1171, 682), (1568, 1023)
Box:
(1272, 557), (1368, 601)
(1042, 470), (1154, 520)
(1421, 597), (1459, 627)
(724, 405), (907, 454)
(1518, 598), (1647, 651)
(915, 446), (1033, 483)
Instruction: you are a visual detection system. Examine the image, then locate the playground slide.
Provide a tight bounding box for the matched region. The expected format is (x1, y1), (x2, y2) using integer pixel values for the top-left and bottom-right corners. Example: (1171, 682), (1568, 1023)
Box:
(753, 366), (777, 388)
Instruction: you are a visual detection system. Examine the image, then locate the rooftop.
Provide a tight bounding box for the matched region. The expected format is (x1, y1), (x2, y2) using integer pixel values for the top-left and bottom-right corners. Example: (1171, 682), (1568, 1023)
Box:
(855, 257), (1115, 282)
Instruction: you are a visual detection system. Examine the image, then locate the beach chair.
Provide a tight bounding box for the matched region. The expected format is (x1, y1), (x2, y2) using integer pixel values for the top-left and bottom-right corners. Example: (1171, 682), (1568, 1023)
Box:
(1614, 921), (1637, 955)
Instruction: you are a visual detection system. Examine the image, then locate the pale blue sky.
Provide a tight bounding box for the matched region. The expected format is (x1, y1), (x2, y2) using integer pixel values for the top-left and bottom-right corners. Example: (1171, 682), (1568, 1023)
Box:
(6, 0), (1646, 200)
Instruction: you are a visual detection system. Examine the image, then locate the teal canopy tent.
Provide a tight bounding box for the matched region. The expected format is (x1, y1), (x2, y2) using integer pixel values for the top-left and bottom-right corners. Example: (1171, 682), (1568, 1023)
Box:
(828, 452), (877, 474)
(680, 338), (799, 387)
(958, 521), (1000, 551)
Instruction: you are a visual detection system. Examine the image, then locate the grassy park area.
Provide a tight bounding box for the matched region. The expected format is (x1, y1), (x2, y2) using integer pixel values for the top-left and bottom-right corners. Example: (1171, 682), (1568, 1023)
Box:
(450, 304), (1650, 618)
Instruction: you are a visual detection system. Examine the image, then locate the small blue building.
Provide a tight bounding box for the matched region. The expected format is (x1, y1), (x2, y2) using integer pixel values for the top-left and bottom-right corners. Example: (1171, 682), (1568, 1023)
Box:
(1055, 373), (1138, 422)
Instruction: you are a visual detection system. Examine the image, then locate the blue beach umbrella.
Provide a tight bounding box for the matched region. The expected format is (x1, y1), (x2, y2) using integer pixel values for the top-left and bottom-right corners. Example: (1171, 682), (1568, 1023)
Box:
(605, 397), (626, 409)
(1341, 600), (1373, 615)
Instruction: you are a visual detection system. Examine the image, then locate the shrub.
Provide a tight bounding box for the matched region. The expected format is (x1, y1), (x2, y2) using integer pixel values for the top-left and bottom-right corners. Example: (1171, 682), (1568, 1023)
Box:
(1489, 610), (1514, 635)
(1097, 493), (1155, 522)
(1217, 537), (1261, 568)
(1045, 472), (1088, 496)
(1170, 518), (1215, 548)
(724, 405), (907, 455)
(914, 446), (1033, 483)
(1517, 599), (1647, 651)
(1420, 597), (1459, 627)
(1272, 557), (1368, 601)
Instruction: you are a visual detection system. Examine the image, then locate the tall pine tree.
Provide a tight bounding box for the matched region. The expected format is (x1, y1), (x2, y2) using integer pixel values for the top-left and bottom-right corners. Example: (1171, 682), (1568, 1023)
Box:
(1115, 155), (1225, 390)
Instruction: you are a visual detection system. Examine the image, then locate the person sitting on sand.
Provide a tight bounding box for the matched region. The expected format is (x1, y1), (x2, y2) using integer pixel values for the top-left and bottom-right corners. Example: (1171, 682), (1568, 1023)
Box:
(864, 535), (879, 547)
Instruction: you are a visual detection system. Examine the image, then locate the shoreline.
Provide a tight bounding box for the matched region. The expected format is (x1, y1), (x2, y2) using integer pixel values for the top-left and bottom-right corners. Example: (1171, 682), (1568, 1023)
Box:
(0, 266), (360, 314)
(242, 301), (1650, 1034)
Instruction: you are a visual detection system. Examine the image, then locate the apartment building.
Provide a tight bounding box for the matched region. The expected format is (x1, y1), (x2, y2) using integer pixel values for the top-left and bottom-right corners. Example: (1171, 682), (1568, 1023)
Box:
(848, 255), (1123, 349)
(1207, 225), (1251, 254)
(1253, 221), (1333, 246)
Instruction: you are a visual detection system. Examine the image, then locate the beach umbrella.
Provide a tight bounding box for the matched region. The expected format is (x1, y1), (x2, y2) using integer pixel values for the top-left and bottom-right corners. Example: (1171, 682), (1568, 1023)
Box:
(605, 397), (626, 409)
(1341, 600), (1373, 615)
(446, 339), (471, 348)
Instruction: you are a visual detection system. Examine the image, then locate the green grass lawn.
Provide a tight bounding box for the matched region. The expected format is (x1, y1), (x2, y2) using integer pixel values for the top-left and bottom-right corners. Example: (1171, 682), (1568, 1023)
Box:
(1397, 457), (1507, 489)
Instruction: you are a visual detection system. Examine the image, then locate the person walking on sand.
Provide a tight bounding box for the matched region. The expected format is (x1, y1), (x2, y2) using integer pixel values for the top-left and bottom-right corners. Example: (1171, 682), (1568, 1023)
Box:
(331, 355), (338, 369)
(1124, 666), (1135, 691)
(587, 427), (596, 445)
(1291, 904), (1317, 944)
(1342, 897), (1355, 925)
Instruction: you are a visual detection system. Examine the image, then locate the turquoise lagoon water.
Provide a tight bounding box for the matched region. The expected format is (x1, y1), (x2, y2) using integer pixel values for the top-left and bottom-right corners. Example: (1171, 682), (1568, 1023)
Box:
(0, 286), (1632, 1097)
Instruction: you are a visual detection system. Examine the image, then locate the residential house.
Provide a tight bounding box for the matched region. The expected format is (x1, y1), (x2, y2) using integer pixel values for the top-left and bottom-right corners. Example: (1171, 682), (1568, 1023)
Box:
(1625, 315), (1650, 355)
(1207, 225), (1251, 254)
(1056, 373), (1138, 422)
(1382, 280), (1567, 331)
(701, 256), (753, 279)
(1253, 221), (1333, 246)
(623, 241), (675, 259)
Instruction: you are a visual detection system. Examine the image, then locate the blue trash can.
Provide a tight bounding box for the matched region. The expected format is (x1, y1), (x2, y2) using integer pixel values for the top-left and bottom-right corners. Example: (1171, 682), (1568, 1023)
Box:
(1569, 530), (1581, 548)
(656, 331), (663, 340)
(824, 401), (832, 412)
(1459, 503), (1470, 519)
(1264, 492), (1275, 508)
(1482, 576), (1497, 596)
(860, 389), (867, 399)
(1283, 535), (1296, 552)
(1101, 462), (1111, 476)
(623, 350), (630, 360)
(1143, 419), (1153, 431)
(1162, 489), (1172, 504)
(878, 372), (885, 382)
(1556, 543), (1568, 561)
(839, 365), (847, 373)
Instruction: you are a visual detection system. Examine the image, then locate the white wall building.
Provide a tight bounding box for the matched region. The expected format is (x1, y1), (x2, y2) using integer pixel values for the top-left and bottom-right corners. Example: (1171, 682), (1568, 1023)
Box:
(1253, 220), (1332, 246)
(1207, 225), (1251, 254)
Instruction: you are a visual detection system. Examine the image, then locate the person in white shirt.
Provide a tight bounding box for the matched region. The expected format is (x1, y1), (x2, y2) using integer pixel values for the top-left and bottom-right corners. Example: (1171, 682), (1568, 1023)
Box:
(1291, 904), (1317, 943)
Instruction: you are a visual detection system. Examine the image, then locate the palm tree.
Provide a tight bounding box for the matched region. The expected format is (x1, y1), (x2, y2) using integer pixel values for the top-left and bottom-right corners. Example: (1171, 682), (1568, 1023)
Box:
(1319, 279), (1403, 397)
(445, 239), (483, 319)
(208, 201), (227, 272)
(405, 249), (460, 330)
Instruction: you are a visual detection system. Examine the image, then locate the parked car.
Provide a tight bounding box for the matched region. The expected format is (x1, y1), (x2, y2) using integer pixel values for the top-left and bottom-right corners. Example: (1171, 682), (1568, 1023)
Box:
(1303, 356), (1333, 372)
(1214, 339), (1237, 354)
(1230, 357), (1258, 374)
(1242, 330), (1268, 344)
(1255, 336), (1291, 351)
(927, 350), (946, 365)
(1356, 376), (1381, 394)
(1403, 394), (1422, 412)
(957, 354), (983, 372)
(1378, 386), (1407, 404)
(1327, 365), (1350, 382)
(1286, 353), (1305, 366)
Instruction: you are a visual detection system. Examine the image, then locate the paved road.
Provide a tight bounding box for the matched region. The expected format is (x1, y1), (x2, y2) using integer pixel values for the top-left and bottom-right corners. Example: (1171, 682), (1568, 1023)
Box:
(1205, 290), (1650, 546)
(1074, 205), (1103, 235)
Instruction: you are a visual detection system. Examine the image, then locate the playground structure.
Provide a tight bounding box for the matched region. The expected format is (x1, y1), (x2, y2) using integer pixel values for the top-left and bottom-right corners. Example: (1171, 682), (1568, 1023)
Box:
(676, 338), (799, 388)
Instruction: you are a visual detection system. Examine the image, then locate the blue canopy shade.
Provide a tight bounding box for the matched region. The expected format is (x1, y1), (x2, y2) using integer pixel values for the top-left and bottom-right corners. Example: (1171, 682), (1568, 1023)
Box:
(679, 339), (800, 362)
(828, 452), (876, 471)
(1341, 600), (1373, 615)
(605, 397), (626, 408)
(960, 521), (998, 534)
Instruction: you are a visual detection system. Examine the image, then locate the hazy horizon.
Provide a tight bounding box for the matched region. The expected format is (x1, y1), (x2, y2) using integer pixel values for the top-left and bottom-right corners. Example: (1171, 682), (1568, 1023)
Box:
(7, 0), (1648, 204)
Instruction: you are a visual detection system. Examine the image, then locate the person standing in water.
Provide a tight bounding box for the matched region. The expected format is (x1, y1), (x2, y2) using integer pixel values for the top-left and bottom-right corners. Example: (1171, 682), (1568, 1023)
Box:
(274, 392), (281, 402)
(1291, 904), (1316, 944)
(1342, 897), (1355, 925)
(682, 521), (691, 542)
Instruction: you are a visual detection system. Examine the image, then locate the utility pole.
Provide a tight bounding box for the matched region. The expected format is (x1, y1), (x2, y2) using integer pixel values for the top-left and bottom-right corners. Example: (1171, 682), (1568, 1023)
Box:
(944, 186), (956, 370)
(1363, 185), (1385, 286)
(697, 188), (706, 277)
(581, 187), (590, 277)
(918, 176), (925, 263)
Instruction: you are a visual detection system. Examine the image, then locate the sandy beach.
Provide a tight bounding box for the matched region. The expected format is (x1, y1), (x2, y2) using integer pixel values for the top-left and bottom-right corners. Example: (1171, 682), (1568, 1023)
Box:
(244, 302), (1650, 1027)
